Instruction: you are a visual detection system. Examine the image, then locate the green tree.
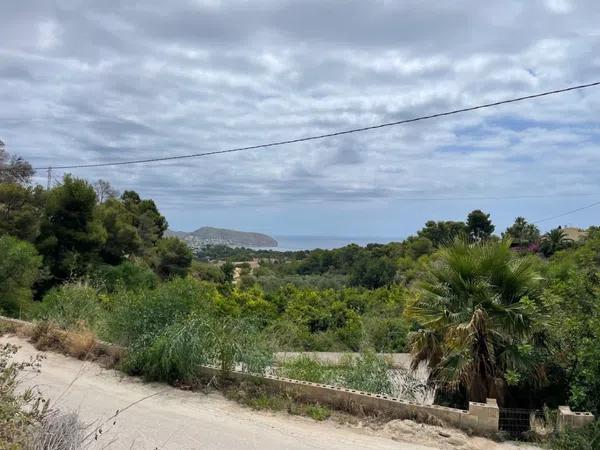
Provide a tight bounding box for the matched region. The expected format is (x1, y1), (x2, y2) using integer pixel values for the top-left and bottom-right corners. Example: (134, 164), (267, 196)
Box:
(97, 198), (142, 264)
(417, 220), (467, 247)
(404, 236), (434, 259)
(540, 230), (600, 413)
(503, 217), (540, 247)
(466, 209), (495, 240)
(540, 227), (574, 257)
(222, 262), (235, 283)
(190, 261), (226, 283)
(0, 236), (42, 317)
(153, 237), (193, 279)
(0, 183), (44, 242)
(121, 191), (168, 250)
(407, 240), (542, 404)
(350, 254), (397, 289)
(36, 175), (106, 282)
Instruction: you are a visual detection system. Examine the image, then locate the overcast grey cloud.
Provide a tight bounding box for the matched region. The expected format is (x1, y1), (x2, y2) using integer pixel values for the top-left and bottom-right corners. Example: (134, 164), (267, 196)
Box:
(1, 0), (600, 237)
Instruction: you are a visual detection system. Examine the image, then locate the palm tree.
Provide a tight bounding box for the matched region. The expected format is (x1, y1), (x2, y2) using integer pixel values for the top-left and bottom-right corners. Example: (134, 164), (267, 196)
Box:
(406, 240), (543, 405)
(540, 228), (573, 256)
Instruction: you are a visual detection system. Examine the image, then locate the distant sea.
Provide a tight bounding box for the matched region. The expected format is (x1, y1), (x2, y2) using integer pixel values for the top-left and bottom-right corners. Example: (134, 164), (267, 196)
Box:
(263, 235), (403, 252)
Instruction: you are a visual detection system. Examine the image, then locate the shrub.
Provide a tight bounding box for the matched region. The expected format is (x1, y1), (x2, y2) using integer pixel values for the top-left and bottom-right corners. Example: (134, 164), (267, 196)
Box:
(63, 328), (97, 360)
(104, 277), (222, 346)
(549, 420), (600, 450)
(305, 404), (331, 421)
(190, 261), (225, 283)
(279, 352), (394, 396)
(93, 261), (158, 293)
(0, 342), (90, 449)
(363, 314), (409, 352)
(0, 343), (47, 447)
(124, 314), (273, 384)
(278, 355), (340, 385)
(341, 352), (393, 395)
(0, 235), (41, 317)
(153, 237), (193, 279)
(35, 282), (102, 330)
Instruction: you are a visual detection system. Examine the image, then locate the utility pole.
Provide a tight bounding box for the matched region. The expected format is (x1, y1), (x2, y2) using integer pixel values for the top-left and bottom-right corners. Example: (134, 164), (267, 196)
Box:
(47, 167), (52, 190)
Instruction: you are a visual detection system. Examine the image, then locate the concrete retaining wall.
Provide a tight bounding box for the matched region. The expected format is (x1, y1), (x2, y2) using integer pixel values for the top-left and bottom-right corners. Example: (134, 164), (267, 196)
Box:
(199, 365), (500, 434)
(4, 316), (593, 435)
(274, 351), (415, 369)
(557, 405), (595, 431)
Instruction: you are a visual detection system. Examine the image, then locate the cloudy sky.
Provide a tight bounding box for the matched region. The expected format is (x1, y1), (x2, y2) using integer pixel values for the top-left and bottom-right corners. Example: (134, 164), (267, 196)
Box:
(1, 0), (600, 240)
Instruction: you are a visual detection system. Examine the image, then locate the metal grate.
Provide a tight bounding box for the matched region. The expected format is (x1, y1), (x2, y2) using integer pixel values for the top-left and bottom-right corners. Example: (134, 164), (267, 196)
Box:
(499, 408), (556, 438)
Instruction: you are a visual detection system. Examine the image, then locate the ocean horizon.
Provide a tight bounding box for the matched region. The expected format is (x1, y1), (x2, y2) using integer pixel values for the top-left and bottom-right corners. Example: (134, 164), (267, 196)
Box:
(267, 235), (404, 251)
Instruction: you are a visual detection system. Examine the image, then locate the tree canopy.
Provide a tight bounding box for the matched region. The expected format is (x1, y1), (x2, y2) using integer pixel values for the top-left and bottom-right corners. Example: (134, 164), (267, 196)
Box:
(503, 216), (541, 247)
(407, 240), (542, 405)
(466, 209), (495, 240)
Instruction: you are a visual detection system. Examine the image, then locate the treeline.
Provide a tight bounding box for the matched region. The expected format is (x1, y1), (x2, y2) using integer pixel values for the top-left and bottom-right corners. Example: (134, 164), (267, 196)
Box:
(0, 148), (192, 314)
(3, 147), (600, 428)
(209, 209), (575, 292)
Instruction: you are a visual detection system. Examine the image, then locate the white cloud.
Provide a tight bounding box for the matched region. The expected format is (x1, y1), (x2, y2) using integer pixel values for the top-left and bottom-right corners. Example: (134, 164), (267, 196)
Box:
(545, 0), (574, 14)
(1, 0), (600, 233)
(37, 20), (61, 50)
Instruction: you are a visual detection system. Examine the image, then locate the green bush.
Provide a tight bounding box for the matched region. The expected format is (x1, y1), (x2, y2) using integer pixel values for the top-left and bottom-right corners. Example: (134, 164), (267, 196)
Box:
(549, 421), (600, 450)
(363, 316), (409, 352)
(34, 282), (102, 330)
(0, 235), (41, 317)
(153, 237), (193, 279)
(278, 355), (341, 385)
(191, 261), (225, 283)
(93, 261), (158, 293)
(341, 352), (393, 395)
(0, 343), (47, 447)
(305, 404), (331, 421)
(125, 314), (273, 383)
(104, 277), (223, 346)
(279, 352), (393, 395)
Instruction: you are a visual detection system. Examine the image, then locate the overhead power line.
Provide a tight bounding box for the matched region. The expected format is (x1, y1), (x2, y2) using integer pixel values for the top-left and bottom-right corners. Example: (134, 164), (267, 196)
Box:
(532, 199), (600, 224)
(21, 80), (600, 171)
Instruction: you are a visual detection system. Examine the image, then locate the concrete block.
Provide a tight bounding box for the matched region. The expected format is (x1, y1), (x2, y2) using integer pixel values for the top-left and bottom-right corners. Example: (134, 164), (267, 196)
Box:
(467, 398), (499, 433)
(557, 406), (595, 432)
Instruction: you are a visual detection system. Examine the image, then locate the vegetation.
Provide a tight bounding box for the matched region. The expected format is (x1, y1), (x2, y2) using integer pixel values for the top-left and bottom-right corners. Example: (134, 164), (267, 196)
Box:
(0, 148), (599, 439)
(407, 240), (542, 405)
(0, 343), (46, 448)
(549, 420), (600, 450)
(0, 236), (42, 317)
(0, 342), (92, 449)
(277, 353), (426, 399)
(223, 380), (332, 421)
(503, 216), (540, 247)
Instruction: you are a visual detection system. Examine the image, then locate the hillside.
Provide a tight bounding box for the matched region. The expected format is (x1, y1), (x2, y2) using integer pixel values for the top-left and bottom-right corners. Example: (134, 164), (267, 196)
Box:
(167, 226), (278, 248)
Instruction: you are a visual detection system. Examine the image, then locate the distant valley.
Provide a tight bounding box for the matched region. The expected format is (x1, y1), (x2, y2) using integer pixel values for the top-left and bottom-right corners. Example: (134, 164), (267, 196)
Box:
(167, 226), (278, 249)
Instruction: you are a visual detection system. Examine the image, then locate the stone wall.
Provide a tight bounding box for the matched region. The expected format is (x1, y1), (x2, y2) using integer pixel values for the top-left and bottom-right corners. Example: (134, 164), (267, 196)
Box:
(199, 365), (500, 434)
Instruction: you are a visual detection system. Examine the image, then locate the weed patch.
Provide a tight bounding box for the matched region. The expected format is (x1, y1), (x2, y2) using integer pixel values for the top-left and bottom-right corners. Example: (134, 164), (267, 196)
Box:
(305, 404), (331, 421)
(278, 352), (394, 395)
(223, 380), (333, 422)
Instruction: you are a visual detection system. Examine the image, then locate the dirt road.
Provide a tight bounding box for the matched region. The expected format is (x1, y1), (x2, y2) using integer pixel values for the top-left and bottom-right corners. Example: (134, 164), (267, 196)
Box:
(4, 336), (535, 450)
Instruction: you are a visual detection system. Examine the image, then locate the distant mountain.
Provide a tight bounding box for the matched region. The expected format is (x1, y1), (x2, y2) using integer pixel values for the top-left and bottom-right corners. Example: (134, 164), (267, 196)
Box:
(166, 226), (278, 249)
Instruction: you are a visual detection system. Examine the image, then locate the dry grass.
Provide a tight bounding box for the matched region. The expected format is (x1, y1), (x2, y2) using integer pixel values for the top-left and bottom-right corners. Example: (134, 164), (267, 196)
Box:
(29, 410), (87, 450)
(63, 328), (96, 359)
(27, 321), (123, 368)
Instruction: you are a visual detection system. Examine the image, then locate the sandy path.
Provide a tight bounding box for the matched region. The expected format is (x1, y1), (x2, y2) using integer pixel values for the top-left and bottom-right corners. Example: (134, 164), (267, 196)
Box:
(3, 336), (537, 450)
(4, 336), (436, 449)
